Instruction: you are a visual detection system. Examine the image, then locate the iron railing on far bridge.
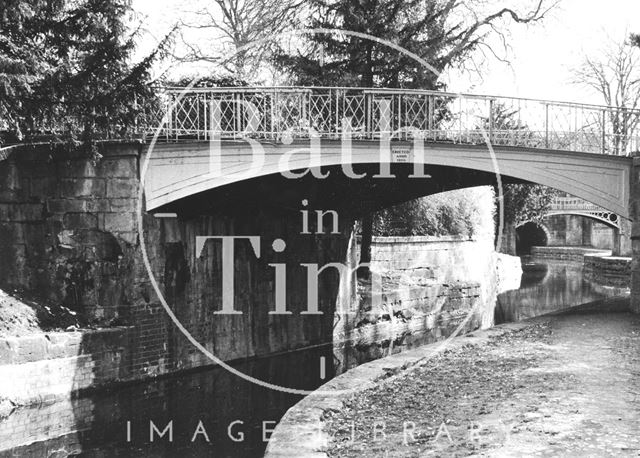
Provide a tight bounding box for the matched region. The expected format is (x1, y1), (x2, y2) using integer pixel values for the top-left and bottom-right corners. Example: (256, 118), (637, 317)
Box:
(147, 86), (640, 156)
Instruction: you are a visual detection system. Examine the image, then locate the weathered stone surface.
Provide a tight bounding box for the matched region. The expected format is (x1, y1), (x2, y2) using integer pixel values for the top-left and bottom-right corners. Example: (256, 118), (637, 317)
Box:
(531, 246), (611, 263)
(106, 179), (137, 198)
(63, 212), (98, 229)
(98, 157), (137, 178)
(0, 142), (512, 405)
(0, 327), (132, 406)
(101, 212), (136, 233)
(61, 178), (106, 198)
(46, 199), (88, 214)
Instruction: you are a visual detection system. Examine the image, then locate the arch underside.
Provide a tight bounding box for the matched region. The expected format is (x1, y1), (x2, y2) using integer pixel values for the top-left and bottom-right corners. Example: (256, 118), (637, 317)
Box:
(144, 141), (632, 217)
(515, 220), (553, 240)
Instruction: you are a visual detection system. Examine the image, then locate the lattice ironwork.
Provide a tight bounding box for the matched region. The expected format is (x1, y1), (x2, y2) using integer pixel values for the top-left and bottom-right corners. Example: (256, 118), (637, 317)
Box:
(547, 197), (620, 229)
(145, 86), (640, 156)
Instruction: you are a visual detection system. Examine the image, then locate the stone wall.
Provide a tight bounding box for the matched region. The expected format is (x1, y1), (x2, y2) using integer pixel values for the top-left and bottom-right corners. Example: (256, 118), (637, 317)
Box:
(583, 255), (631, 289)
(0, 327), (131, 406)
(333, 235), (518, 372)
(0, 143), (140, 322)
(0, 143), (507, 405)
(544, 214), (616, 250)
(530, 246), (612, 263)
(0, 143), (348, 401)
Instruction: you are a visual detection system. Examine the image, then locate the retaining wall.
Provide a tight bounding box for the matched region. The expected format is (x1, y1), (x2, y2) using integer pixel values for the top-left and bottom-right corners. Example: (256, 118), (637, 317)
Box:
(0, 327), (132, 407)
(333, 235), (519, 373)
(0, 143), (347, 405)
(0, 143), (505, 410)
(530, 246), (612, 263)
(583, 254), (631, 289)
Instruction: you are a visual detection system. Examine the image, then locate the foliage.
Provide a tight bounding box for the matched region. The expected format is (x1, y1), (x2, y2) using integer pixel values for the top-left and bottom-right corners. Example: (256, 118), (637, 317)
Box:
(501, 183), (558, 227)
(274, 0), (554, 88)
(0, 0), (173, 145)
(477, 102), (558, 227)
(163, 74), (249, 88)
(373, 187), (494, 239)
(269, 0), (553, 257)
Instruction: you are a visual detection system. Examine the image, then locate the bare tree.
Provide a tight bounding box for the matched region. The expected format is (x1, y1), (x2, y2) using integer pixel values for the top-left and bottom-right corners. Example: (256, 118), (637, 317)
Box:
(572, 37), (640, 154)
(177, 0), (305, 81)
(272, 0), (558, 273)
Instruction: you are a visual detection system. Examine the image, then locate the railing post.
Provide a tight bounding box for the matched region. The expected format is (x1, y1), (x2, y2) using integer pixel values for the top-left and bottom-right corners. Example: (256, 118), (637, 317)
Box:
(166, 94), (172, 142)
(336, 89), (340, 138)
(602, 109), (607, 154)
(428, 95), (434, 140)
(270, 89), (276, 140)
(234, 93), (241, 139)
(488, 98), (494, 143)
(544, 103), (549, 149)
(366, 91), (372, 139)
(457, 96), (462, 143)
(196, 95), (201, 140)
(203, 93), (207, 141)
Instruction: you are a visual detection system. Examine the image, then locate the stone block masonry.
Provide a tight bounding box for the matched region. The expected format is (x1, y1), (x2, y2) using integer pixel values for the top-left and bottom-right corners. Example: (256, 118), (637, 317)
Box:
(0, 327), (132, 406)
(0, 142), (515, 408)
(0, 143), (141, 325)
(0, 143), (176, 404)
(530, 246), (612, 263)
(583, 254), (631, 289)
(333, 235), (518, 373)
(0, 142), (348, 402)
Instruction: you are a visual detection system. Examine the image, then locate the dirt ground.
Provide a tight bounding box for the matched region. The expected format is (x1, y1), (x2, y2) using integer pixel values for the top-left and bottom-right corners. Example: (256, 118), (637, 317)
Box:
(325, 310), (640, 457)
(0, 289), (82, 337)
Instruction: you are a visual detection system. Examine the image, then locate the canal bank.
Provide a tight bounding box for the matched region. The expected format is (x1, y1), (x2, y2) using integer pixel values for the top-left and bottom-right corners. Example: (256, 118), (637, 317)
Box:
(266, 299), (638, 457)
(0, 231), (517, 456)
(0, 238), (626, 456)
(266, 247), (633, 457)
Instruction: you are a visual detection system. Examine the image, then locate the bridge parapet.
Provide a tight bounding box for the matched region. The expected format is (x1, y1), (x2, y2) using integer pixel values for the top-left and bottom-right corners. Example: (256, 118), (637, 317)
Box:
(147, 86), (640, 156)
(547, 196), (620, 228)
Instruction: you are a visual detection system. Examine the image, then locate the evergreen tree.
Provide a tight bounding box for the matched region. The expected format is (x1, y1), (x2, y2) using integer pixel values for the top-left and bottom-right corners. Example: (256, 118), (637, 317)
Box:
(275, 0), (553, 89)
(0, 0), (173, 144)
(274, 0), (554, 272)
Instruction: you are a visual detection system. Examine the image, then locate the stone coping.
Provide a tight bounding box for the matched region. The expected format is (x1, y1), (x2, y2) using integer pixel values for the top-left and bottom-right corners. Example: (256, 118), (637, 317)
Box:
(584, 254), (632, 262)
(533, 246), (612, 255)
(355, 235), (472, 244)
(0, 327), (132, 365)
(264, 321), (533, 458)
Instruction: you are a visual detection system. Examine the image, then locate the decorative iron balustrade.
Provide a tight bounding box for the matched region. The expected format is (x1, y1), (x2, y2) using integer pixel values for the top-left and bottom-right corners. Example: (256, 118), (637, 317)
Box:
(147, 86), (640, 156)
(547, 197), (619, 228)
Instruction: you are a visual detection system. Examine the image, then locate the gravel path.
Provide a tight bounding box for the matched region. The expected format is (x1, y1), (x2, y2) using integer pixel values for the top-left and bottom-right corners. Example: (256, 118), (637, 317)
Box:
(325, 310), (640, 457)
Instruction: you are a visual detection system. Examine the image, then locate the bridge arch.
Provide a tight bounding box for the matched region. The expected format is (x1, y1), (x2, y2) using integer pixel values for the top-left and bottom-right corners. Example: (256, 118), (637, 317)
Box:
(144, 140), (632, 217)
(514, 221), (551, 255)
(544, 210), (619, 229)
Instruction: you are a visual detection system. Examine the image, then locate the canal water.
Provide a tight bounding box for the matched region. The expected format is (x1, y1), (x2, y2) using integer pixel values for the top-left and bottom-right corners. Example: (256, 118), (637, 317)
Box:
(494, 256), (625, 324)
(0, 257), (626, 457)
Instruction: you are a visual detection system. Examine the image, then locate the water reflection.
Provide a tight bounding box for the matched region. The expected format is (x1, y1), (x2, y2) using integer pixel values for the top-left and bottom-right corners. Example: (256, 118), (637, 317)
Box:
(4, 256), (624, 457)
(495, 257), (621, 324)
(0, 345), (333, 458)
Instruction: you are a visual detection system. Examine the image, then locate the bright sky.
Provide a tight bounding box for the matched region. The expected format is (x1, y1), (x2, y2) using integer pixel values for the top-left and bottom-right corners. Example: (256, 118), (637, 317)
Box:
(133, 0), (640, 106)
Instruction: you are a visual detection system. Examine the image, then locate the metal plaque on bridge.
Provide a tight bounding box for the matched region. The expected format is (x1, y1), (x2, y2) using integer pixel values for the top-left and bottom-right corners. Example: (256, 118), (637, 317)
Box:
(391, 145), (412, 163)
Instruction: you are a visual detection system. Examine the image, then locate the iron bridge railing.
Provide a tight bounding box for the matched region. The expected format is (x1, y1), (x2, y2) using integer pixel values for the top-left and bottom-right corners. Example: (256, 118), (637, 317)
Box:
(147, 86), (640, 156)
(547, 197), (619, 228)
